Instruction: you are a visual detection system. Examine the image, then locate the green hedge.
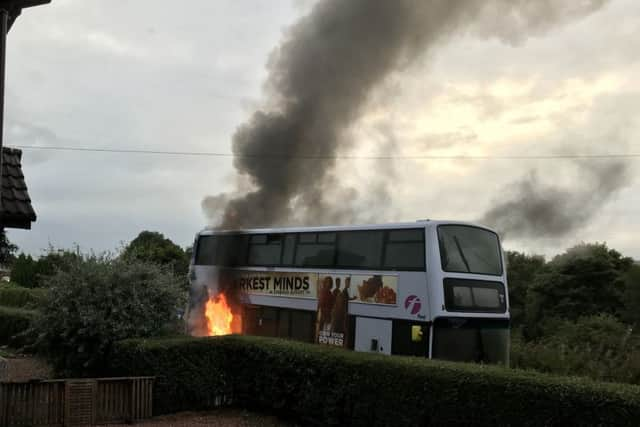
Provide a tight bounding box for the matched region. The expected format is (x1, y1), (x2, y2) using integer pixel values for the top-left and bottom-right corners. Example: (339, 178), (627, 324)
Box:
(0, 286), (46, 308)
(108, 335), (640, 426)
(0, 306), (35, 345)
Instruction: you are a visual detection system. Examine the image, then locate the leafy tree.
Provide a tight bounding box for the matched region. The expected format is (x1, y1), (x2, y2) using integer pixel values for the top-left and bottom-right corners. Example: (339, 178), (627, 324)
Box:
(36, 249), (82, 283)
(31, 254), (185, 376)
(10, 249), (82, 288)
(623, 263), (640, 328)
(526, 243), (633, 336)
(506, 251), (545, 327)
(10, 253), (39, 288)
(185, 245), (193, 264)
(0, 229), (18, 265)
(121, 231), (189, 276)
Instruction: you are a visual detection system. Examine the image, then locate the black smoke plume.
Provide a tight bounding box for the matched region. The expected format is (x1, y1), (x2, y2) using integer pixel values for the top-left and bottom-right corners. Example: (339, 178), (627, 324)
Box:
(481, 161), (629, 240)
(203, 0), (610, 229)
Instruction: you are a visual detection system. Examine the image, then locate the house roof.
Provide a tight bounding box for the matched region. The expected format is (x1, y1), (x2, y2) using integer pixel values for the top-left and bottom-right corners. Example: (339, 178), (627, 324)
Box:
(1, 147), (36, 229)
(0, 1), (52, 31)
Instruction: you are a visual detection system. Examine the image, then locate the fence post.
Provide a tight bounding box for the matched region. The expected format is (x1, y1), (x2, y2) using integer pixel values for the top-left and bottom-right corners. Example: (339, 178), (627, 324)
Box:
(0, 357), (7, 381)
(92, 379), (98, 425)
(64, 379), (95, 426)
(0, 383), (7, 427)
(127, 378), (134, 423)
(63, 381), (69, 427)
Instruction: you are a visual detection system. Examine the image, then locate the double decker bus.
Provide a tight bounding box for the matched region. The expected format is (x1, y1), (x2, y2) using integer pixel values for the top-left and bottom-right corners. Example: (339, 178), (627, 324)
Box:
(188, 220), (509, 365)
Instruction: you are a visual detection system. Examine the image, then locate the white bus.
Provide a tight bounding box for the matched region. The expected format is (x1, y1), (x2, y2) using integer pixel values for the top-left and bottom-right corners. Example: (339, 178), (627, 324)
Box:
(188, 220), (509, 365)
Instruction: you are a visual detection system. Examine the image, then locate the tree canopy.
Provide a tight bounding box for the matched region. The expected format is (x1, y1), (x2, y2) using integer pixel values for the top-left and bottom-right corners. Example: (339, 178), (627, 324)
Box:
(11, 249), (82, 288)
(506, 251), (545, 327)
(0, 230), (17, 265)
(525, 243), (633, 336)
(623, 263), (640, 327)
(121, 231), (189, 276)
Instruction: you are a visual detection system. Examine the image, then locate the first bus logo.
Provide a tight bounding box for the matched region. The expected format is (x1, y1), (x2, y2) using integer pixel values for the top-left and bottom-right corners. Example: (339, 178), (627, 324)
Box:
(404, 295), (422, 315)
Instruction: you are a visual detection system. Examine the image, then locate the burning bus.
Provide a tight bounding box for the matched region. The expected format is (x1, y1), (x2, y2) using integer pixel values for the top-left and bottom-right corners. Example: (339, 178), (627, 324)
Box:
(187, 220), (509, 365)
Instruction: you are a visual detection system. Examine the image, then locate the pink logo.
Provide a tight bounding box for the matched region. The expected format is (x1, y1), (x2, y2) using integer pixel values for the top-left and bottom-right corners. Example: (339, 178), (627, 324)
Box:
(404, 295), (422, 315)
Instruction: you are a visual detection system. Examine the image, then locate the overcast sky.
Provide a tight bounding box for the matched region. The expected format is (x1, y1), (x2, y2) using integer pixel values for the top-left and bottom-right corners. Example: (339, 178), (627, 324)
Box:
(4, 0), (639, 260)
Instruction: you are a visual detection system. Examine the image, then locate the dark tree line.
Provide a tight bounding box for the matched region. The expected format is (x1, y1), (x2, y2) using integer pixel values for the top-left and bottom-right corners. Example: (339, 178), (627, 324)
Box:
(508, 243), (640, 383)
(4, 230), (192, 288)
(507, 243), (638, 336)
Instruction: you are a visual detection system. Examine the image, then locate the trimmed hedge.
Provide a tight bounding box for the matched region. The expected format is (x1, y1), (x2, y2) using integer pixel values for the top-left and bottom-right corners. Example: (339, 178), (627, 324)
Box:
(0, 306), (35, 345)
(108, 335), (640, 426)
(0, 286), (46, 309)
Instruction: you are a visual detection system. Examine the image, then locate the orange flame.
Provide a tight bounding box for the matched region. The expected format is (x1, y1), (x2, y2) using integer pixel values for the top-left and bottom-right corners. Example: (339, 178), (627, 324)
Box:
(205, 293), (236, 336)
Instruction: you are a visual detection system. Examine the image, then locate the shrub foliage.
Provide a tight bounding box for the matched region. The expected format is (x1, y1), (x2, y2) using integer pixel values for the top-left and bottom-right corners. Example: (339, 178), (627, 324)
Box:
(108, 335), (640, 426)
(512, 315), (640, 384)
(0, 306), (35, 345)
(32, 255), (185, 376)
(0, 286), (46, 308)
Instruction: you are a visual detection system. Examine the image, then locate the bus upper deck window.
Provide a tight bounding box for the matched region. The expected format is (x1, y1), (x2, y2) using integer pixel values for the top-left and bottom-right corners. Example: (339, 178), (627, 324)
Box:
(195, 236), (217, 265)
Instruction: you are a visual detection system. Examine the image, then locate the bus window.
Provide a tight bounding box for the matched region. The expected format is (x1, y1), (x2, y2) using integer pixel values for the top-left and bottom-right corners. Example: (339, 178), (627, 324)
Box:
(194, 234), (250, 267)
(336, 230), (384, 269)
(443, 278), (506, 313)
(318, 232), (336, 243)
(383, 229), (425, 270)
(295, 233), (336, 267)
(438, 225), (502, 275)
(389, 229), (422, 241)
(278, 310), (291, 338)
(243, 306), (259, 335)
(290, 310), (315, 343)
(256, 306), (278, 337)
(248, 234), (283, 266)
(195, 235), (217, 265)
(281, 234), (296, 266)
(214, 235), (240, 266)
(233, 235), (250, 266)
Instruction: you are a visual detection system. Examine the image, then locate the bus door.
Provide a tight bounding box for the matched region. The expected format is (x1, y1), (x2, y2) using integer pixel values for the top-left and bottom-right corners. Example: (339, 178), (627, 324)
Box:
(354, 317), (392, 355)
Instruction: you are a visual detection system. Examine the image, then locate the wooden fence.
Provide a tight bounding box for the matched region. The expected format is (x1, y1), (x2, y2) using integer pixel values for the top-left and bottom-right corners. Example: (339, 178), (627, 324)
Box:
(0, 377), (154, 426)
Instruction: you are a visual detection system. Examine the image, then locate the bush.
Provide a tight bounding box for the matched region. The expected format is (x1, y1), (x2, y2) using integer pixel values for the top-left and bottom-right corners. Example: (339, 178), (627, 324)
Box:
(0, 286), (46, 308)
(0, 306), (35, 345)
(511, 315), (640, 384)
(108, 335), (640, 426)
(31, 255), (186, 376)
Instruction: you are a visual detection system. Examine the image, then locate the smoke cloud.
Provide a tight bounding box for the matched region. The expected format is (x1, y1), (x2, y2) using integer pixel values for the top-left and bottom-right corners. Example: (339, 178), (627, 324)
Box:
(203, 0), (611, 229)
(481, 161), (630, 240)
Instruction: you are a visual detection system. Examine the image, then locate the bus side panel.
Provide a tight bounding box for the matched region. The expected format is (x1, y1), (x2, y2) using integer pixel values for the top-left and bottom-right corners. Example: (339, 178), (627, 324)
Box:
(240, 270), (429, 322)
(347, 271), (429, 322)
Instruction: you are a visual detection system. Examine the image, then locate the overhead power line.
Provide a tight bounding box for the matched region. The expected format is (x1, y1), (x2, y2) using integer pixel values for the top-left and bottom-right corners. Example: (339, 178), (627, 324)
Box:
(12, 144), (640, 160)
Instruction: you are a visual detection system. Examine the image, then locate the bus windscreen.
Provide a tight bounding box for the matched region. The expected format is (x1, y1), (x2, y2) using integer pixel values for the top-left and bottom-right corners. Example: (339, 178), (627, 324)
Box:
(437, 225), (502, 275)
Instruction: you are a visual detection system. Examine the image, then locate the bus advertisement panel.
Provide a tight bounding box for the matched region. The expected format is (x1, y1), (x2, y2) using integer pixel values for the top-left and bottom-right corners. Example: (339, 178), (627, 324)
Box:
(234, 271), (399, 305)
(233, 270), (399, 348)
(236, 271), (318, 298)
(316, 274), (398, 348)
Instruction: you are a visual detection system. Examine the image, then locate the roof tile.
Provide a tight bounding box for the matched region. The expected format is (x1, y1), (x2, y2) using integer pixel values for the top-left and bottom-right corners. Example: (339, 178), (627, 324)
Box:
(1, 147), (36, 229)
